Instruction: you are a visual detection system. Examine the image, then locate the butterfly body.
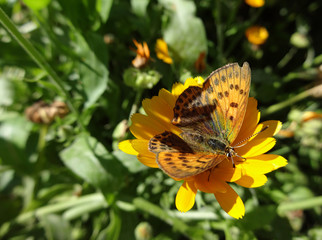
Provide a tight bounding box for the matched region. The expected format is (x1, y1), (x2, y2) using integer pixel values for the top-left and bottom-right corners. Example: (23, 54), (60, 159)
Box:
(148, 62), (251, 179)
(180, 132), (228, 155)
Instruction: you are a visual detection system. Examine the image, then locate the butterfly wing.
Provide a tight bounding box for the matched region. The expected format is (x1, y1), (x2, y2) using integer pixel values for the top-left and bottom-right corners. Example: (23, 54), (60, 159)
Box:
(149, 131), (225, 178)
(171, 86), (217, 136)
(173, 62), (251, 144)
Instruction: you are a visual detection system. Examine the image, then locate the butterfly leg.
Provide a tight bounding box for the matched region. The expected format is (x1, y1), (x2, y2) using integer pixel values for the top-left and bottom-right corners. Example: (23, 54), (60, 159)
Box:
(231, 156), (236, 168)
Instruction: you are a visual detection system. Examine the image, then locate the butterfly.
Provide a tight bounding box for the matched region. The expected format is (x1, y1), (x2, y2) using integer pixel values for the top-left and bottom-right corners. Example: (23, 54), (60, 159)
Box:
(148, 62), (251, 179)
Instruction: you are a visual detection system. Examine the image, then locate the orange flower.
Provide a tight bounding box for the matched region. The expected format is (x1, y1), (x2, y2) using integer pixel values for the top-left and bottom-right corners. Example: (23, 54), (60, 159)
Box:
(119, 76), (287, 219)
(194, 52), (206, 73)
(131, 39), (150, 68)
(245, 26), (269, 45)
(301, 111), (322, 122)
(245, 0), (265, 8)
(155, 39), (173, 64)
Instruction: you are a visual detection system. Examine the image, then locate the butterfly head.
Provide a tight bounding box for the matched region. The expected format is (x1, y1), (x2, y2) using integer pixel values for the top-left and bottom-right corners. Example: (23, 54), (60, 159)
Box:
(225, 146), (236, 158)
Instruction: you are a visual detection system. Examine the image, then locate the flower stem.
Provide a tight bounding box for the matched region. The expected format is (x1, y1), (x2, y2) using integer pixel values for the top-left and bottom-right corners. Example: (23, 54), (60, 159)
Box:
(214, 0), (224, 64)
(277, 47), (298, 69)
(0, 7), (84, 130)
(278, 196), (322, 215)
(262, 87), (314, 116)
(128, 88), (143, 123)
(36, 124), (49, 172)
(16, 193), (105, 223)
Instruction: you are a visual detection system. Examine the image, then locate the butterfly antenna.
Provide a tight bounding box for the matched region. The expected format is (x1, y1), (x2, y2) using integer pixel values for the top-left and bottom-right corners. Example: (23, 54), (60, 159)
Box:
(234, 125), (269, 148)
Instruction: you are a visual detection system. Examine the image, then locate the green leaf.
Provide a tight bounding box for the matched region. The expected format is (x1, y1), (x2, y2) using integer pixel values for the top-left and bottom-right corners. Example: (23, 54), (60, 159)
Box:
(237, 205), (277, 231)
(0, 195), (22, 223)
(133, 197), (206, 239)
(22, 0), (51, 11)
(73, 32), (109, 110)
(0, 76), (14, 106)
(59, 133), (124, 193)
(96, 0), (114, 23)
(40, 214), (71, 240)
(113, 150), (147, 173)
(161, 0), (207, 66)
(98, 208), (122, 240)
(131, 0), (150, 17)
(0, 114), (34, 174)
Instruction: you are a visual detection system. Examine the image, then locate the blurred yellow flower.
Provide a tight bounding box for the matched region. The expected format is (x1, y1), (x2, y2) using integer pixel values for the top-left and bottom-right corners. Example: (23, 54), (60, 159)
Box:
(245, 0), (265, 8)
(119, 76), (287, 219)
(245, 26), (269, 45)
(155, 39), (173, 64)
(131, 39), (150, 68)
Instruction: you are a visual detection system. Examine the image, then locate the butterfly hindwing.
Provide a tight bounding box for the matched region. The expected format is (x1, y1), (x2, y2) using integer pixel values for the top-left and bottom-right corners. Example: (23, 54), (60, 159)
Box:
(149, 131), (193, 154)
(157, 152), (226, 178)
(149, 131), (225, 178)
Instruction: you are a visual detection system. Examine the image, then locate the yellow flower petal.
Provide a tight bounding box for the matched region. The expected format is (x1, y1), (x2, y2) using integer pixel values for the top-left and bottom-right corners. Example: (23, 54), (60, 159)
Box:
(250, 120), (282, 141)
(184, 77), (204, 88)
(240, 159), (276, 175)
(118, 140), (138, 155)
(235, 174), (267, 188)
(171, 77), (204, 99)
(131, 139), (155, 158)
(138, 155), (159, 168)
(214, 167), (243, 182)
(155, 39), (173, 64)
(259, 154), (288, 169)
(247, 154), (288, 172)
(214, 183), (245, 219)
(239, 154), (287, 175)
(158, 88), (176, 109)
(175, 181), (197, 212)
(171, 82), (185, 98)
(142, 97), (181, 136)
(119, 139), (158, 168)
(237, 137), (276, 158)
(130, 113), (166, 139)
(142, 97), (173, 121)
(233, 97), (259, 145)
(194, 171), (227, 193)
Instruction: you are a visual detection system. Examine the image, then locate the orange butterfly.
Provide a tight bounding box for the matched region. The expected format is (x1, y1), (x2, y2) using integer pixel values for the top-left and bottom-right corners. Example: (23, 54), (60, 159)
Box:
(148, 63), (251, 179)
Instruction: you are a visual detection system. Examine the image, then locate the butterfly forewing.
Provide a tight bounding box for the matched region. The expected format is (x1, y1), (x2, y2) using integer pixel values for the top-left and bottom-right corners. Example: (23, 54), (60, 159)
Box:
(204, 62), (251, 143)
(172, 63), (250, 143)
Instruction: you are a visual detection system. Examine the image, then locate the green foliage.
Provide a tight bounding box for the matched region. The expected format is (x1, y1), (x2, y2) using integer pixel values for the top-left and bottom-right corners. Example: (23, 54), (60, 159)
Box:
(0, 0), (321, 239)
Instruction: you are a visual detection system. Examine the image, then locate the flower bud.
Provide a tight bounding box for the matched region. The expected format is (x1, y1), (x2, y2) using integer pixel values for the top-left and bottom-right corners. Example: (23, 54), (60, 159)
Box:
(123, 68), (161, 90)
(135, 222), (153, 240)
